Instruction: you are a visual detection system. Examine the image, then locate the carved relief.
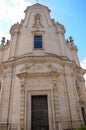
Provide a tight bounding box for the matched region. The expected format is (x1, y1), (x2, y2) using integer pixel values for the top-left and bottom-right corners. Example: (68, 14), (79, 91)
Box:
(10, 22), (22, 35)
(20, 78), (25, 130)
(33, 14), (43, 29)
(20, 63), (32, 73)
(76, 80), (85, 106)
(53, 85), (60, 128)
(20, 63), (58, 74)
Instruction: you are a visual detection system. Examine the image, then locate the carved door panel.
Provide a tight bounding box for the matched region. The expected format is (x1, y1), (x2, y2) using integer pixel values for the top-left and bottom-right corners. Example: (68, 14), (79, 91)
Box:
(31, 95), (49, 130)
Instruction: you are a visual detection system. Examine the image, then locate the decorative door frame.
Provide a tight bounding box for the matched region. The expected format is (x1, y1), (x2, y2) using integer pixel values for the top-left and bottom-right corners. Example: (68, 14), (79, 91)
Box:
(26, 90), (54, 130)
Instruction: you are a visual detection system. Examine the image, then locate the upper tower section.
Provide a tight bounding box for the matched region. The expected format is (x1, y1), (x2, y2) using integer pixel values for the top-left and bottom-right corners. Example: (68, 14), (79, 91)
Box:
(23, 3), (51, 29)
(9, 3), (66, 58)
(0, 3), (80, 65)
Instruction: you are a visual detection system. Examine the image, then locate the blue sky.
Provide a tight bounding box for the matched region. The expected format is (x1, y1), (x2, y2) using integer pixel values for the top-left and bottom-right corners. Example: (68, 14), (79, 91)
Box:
(0, 0), (86, 63)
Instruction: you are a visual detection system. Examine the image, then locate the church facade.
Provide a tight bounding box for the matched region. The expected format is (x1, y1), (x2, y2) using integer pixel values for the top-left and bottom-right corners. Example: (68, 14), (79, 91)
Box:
(0, 3), (86, 130)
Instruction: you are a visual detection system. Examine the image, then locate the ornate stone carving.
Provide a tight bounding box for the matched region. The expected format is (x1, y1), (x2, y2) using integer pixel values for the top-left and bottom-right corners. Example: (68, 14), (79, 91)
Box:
(33, 14), (43, 29)
(0, 38), (10, 50)
(19, 78), (26, 130)
(19, 63), (58, 74)
(10, 22), (22, 35)
(66, 36), (78, 51)
(76, 80), (85, 106)
(53, 86), (60, 128)
(16, 73), (26, 130)
(20, 63), (32, 72)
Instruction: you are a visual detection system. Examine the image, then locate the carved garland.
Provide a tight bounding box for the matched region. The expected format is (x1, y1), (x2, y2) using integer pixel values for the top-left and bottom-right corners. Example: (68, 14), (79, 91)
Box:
(53, 81), (60, 129)
(20, 78), (25, 130)
(76, 80), (85, 106)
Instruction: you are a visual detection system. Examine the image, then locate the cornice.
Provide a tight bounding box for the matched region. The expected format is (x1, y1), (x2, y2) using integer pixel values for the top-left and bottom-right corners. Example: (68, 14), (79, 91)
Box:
(63, 59), (86, 75)
(10, 22), (22, 35)
(17, 72), (60, 79)
(2, 53), (65, 67)
(1, 53), (86, 75)
(56, 24), (65, 35)
(51, 19), (65, 35)
(24, 3), (51, 14)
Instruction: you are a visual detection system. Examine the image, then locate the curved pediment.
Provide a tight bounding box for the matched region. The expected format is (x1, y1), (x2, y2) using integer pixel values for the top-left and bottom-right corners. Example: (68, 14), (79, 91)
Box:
(17, 63), (60, 79)
(25, 3), (51, 14)
(20, 63), (57, 74)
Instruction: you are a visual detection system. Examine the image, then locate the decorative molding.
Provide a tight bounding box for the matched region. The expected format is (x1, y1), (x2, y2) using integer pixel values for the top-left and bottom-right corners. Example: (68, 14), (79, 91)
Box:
(76, 80), (85, 106)
(32, 13), (44, 29)
(3, 53), (86, 76)
(19, 63), (59, 75)
(31, 30), (45, 35)
(10, 22), (22, 35)
(20, 78), (25, 130)
(53, 86), (60, 129)
(17, 72), (60, 79)
(26, 90), (54, 130)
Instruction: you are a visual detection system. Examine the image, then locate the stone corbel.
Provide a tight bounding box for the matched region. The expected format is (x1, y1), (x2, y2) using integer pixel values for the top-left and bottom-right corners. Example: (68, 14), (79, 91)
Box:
(52, 80), (57, 87)
(17, 72), (28, 79)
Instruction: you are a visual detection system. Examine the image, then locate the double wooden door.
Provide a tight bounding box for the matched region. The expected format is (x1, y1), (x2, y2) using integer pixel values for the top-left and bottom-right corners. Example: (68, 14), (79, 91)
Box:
(31, 95), (49, 130)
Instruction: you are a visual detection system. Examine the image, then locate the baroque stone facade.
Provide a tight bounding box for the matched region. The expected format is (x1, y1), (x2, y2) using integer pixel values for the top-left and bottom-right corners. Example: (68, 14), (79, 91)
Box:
(0, 3), (86, 130)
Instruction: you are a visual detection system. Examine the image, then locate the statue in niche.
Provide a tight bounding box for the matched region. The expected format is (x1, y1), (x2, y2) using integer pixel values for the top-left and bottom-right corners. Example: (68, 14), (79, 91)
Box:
(33, 14), (43, 29)
(35, 14), (40, 24)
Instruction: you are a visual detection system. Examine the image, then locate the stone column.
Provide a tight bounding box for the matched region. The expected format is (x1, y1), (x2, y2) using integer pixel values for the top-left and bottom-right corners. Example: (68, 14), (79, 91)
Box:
(64, 66), (80, 129)
(17, 73), (27, 130)
(0, 67), (13, 128)
(52, 78), (60, 130)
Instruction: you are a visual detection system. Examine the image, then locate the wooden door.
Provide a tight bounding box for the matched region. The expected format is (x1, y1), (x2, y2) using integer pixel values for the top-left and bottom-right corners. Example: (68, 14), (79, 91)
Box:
(31, 95), (49, 130)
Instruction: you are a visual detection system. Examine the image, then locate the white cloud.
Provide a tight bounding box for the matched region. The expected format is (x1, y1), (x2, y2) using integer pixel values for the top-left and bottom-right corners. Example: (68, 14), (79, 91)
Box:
(0, 32), (5, 39)
(0, 0), (32, 42)
(80, 57), (86, 70)
(80, 57), (86, 86)
(0, 0), (32, 23)
(0, 31), (10, 42)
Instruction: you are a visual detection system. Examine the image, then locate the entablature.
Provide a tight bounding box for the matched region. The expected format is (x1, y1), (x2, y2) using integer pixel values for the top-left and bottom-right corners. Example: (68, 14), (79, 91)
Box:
(17, 72), (60, 79)
(1, 51), (85, 77)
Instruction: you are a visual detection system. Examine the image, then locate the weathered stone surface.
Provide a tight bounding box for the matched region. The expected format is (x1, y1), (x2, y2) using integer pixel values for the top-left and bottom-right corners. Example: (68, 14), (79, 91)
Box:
(0, 3), (86, 130)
